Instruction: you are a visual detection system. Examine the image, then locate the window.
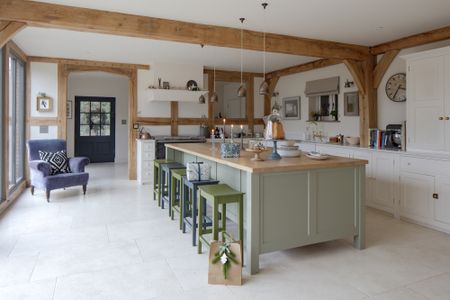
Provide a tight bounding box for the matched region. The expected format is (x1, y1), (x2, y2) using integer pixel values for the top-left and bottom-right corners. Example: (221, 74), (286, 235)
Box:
(8, 53), (26, 193)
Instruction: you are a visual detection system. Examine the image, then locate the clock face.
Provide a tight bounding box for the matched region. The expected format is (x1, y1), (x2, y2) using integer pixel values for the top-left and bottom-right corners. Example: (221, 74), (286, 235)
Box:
(385, 73), (406, 102)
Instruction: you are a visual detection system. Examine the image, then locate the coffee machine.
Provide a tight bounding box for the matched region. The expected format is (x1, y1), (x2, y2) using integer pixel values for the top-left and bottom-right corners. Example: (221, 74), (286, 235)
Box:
(384, 122), (406, 151)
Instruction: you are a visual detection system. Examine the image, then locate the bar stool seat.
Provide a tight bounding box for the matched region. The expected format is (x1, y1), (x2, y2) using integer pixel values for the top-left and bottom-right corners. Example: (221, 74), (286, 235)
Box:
(153, 159), (173, 204)
(170, 168), (187, 228)
(160, 162), (185, 211)
(182, 176), (220, 246)
(197, 184), (244, 257)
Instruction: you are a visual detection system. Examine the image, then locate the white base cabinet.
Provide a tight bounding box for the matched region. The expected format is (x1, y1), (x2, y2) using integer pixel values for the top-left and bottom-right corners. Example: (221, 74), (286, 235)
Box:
(299, 141), (450, 234)
(136, 139), (155, 185)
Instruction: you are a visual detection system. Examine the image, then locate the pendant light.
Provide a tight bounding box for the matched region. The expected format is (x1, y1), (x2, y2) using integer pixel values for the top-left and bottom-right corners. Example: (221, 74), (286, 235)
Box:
(237, 17), (247, 98)
(210, 47), (219, 102)
(259, 2), (269, 95)
(198, 44), (207, 104)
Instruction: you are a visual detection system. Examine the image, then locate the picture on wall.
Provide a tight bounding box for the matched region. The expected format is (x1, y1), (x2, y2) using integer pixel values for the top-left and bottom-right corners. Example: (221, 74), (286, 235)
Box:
(344, 92), (359, 116)
(67, 100), (73, 119)
(282, 96), (301, 120)
(36, 95), (52, 112)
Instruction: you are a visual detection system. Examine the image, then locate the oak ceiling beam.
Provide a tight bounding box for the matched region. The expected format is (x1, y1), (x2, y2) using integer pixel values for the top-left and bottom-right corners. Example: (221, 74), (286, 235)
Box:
(29, 56), (150, 70)
(371, 25), (450, 55)
(372, 49), (399, 88)
(266, 58), (342, 79)
(0, 0), (369, 60)
(343, 59), (366, 95)
(0, 21), (26, 48)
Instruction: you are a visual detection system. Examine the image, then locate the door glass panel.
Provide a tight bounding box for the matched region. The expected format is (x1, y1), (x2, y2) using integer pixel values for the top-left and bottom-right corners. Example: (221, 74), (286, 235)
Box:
(101, 125), (110, 136)
(90, 125), (101, 136)
(90, 113), (101, 124)
(80, 125), (90, 136)
(91, 102), (101, 112)
(80, 101), (90, 113)
(101, 102), (111, 113)
(80, 113), (90, 124)
(101, 113), (111, 125)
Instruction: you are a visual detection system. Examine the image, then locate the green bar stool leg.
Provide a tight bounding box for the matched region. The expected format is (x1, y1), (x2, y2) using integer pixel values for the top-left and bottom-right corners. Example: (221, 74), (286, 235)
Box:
(239, 194), (244, 266)
(178, 177), (183, 230)
(157, 166), (162, 207)
(197, 191), (204, 254)
(221, 203), (226, 243)
(170, 174), (176, 218)
(212, 199), (219, 241)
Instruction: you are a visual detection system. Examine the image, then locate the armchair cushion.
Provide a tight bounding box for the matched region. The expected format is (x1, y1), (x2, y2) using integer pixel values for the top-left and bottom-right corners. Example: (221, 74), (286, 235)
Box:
(29, 160), (52, 177)
(69, 157), (90, 173)
(38, 150), (71, 175)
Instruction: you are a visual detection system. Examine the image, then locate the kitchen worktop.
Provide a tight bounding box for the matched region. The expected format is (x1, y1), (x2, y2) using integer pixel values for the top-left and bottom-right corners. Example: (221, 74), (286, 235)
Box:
(165, 142), (367, 174)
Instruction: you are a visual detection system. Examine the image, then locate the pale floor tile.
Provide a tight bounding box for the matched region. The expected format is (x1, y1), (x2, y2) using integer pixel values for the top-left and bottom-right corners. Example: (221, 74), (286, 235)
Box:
(0, 163), (449, 299)
(367, 287), (428, 300)
(407, 272), (450, 300)
(0, 279), (56, 300)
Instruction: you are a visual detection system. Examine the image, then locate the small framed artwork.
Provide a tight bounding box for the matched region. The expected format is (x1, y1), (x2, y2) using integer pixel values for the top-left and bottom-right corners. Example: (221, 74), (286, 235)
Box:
(344, 92), (359, 116)
(66, 100), (73, 119)
(36, 95), (52, 112)
(282, 96), (301, 120)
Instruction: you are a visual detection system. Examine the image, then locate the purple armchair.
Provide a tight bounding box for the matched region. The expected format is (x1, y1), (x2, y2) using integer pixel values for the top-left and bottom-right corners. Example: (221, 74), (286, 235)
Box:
(27, 139), (90, 202)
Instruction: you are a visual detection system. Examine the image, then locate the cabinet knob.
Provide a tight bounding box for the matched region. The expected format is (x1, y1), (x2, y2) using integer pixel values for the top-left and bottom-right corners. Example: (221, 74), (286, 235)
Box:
(439, 117), (444, 120)
(433, 193), (439, 199)
(446, 117), (450, 121)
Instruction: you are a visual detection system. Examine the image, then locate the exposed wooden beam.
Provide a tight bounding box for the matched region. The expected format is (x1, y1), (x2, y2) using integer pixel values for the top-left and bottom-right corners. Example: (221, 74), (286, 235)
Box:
(0, 0), (369, 60)
(207, 73), (214, 129)
(128, 70), (138, 180)
(267, 58), (341, 79)
(373, 50), (399, 88)
(29, 56), (149, 70)
(0, 21), (26, 48)
(57, 64), (67, 140)
(135, 117), (172, 125)
(247, 75), (255, 133)
(170, 101), (178, 136)
(343, 59), (366, 95)
(204, 69), (263, 81)
(371, 25), (450, 55)
(29, 117), (59, 125)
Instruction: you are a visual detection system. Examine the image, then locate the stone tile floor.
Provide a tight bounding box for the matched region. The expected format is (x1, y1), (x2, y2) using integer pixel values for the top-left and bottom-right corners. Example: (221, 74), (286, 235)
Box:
(0, 163), (449, 299)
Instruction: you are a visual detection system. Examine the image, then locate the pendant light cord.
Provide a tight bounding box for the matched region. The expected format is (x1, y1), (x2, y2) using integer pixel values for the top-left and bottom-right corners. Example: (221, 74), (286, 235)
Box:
(262, 3), (268, 81)
(240, 18), (245, 86)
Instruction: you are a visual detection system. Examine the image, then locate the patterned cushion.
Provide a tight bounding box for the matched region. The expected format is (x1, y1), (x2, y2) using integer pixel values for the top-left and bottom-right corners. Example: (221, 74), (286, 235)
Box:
(38, 150), (71, 175)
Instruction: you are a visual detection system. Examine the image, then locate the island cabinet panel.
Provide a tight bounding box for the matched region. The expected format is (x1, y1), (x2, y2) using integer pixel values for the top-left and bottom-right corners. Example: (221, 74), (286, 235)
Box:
(260, 171), (310, 253)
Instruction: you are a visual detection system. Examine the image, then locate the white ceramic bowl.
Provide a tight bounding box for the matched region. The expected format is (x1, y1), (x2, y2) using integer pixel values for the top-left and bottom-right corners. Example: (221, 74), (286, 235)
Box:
(278, 149), (302, 157)
(284, 140), (296, 146)
(346, 136), (360, 145)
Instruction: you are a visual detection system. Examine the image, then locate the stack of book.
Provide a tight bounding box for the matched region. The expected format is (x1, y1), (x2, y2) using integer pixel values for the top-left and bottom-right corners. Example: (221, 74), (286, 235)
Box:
(368, 128), (388, 149)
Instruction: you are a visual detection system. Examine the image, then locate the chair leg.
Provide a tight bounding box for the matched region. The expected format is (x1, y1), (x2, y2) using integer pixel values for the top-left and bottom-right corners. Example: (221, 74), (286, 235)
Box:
(82, 185), (87, 195)
(30, 186), (35, 195)
(46, 190), (50, 202)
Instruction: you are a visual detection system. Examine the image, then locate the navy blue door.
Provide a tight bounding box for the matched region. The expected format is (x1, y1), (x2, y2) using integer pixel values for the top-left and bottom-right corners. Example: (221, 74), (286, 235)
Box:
(75, 96), (115, 163)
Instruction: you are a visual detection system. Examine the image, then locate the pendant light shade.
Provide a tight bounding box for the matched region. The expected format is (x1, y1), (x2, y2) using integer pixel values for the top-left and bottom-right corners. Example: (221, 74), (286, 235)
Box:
(237, 17), (246, 98)
(259, 3), (269, 96)
(210, 91), (219, 103)
(259, 80), (269, 95)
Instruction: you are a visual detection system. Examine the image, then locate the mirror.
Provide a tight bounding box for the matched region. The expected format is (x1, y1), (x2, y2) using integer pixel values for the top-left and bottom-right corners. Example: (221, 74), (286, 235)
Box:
(213, 81), (247, 119)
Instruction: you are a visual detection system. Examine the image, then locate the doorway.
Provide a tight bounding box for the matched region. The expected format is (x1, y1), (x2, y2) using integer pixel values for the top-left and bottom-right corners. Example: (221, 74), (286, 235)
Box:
(75, 96), (115, 163)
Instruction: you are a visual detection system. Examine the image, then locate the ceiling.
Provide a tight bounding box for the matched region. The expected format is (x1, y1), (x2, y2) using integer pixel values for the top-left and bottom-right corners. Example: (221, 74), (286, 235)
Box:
(12, 0), (450, 72)
(31, 0), (450, 45)
(14, 27), (317, 73)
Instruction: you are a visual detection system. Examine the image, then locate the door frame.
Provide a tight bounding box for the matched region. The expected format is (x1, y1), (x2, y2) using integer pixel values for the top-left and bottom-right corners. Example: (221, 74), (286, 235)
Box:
(74, 96), (116, 163)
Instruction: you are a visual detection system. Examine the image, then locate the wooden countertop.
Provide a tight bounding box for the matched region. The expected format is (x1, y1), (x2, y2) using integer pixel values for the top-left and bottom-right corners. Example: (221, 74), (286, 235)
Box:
(166, 143), (368, 174)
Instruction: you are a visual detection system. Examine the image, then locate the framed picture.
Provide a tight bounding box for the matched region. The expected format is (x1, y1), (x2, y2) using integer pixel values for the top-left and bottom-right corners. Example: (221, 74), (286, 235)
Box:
(66, 100), (73, 119)
(344, 92), (359, 116)
(36, 95), (52, 112)
(282, 96), (301, 120)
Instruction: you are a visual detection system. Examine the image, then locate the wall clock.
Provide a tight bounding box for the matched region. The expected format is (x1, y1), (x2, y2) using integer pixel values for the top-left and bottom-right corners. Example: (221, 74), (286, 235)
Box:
(385, 73), (406, 102)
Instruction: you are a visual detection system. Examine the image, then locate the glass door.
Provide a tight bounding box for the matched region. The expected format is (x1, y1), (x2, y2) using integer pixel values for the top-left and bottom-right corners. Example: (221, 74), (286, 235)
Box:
(8, 53), (25, 193)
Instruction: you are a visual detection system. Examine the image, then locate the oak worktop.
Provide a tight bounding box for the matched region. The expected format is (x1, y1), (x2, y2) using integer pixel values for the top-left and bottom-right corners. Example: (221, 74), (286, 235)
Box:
(166, 143), (367, 173)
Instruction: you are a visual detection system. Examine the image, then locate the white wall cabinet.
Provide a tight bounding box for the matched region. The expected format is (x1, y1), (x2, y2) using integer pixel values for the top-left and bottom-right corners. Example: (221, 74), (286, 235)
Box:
(136, 139), (155, 185)
(403, 47), (450, 152)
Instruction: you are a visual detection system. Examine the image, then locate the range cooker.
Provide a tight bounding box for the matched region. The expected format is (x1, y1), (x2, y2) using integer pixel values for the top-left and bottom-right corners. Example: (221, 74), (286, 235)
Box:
(154, 136), (206, 159)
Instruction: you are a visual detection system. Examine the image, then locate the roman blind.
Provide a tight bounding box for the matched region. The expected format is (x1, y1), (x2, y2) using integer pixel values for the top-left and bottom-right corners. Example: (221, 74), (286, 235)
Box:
(304, 76), (340, 96)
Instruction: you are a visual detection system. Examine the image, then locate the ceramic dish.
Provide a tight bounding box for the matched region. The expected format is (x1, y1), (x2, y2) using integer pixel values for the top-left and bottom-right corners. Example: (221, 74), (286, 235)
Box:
(278, 149), (302, 157)
(305, 152), (329, 160)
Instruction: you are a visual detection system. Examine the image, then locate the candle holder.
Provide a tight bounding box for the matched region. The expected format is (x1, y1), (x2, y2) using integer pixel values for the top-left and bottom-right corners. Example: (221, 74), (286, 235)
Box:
(240, 132), (244, 150)
(267, 140), (282, 160)
(211, 134), (216, 150)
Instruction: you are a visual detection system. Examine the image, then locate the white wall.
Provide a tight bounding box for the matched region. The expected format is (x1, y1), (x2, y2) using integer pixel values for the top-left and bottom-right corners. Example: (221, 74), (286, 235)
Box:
(274, 63), (359, 140)
(377, 38), (450, 129)
(29, 62), (59, 139)
(67, 72), (129, 162)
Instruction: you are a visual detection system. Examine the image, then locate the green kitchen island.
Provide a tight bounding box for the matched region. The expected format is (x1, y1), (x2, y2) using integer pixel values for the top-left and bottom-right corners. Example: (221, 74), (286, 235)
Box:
(165, 143), (367, 275)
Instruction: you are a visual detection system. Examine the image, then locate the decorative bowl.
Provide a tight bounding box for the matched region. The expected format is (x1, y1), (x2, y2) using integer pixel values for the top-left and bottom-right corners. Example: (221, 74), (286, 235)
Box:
(345, 136), (360, 145)
(278, 149), (302, 158)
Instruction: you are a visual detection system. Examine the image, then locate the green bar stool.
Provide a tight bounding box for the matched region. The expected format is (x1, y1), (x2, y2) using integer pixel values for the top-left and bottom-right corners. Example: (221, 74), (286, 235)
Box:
(197, 184), (244, 257)
(170, 168), (187, 228)
(153, 159), (173, 205)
